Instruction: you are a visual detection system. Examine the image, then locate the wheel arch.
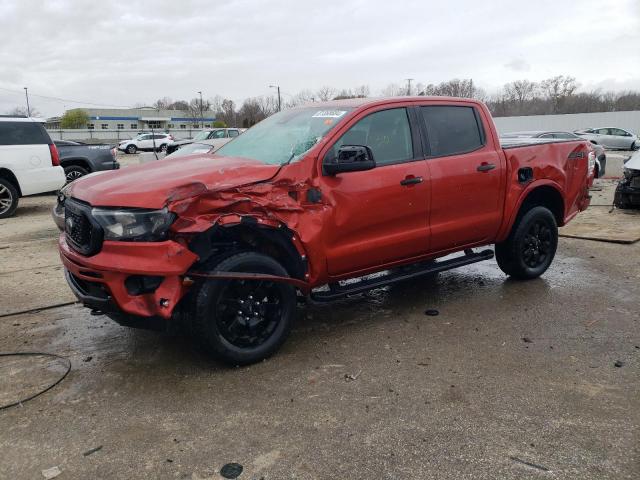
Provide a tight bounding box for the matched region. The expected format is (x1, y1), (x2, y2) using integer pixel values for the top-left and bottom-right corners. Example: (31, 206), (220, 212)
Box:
(188, 220), (308, 281)
(61, 157), (92, 172)
(0, 168), (22, 196)
(498, 182), (565, 242)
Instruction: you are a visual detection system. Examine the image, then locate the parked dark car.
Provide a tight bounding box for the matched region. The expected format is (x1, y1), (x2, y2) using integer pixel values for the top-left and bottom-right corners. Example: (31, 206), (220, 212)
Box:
(500, 131), (606, 178)
(614, 150), (640, 209)
(54, 140), (119, 183)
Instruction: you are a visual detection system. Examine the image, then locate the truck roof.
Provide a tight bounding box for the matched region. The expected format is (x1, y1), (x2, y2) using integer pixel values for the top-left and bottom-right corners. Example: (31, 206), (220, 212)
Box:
(295, 96), (483, 109)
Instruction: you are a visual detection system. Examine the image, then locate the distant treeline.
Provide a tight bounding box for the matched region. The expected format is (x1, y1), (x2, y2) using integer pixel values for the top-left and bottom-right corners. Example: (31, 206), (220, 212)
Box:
(145, 76), (640, 128)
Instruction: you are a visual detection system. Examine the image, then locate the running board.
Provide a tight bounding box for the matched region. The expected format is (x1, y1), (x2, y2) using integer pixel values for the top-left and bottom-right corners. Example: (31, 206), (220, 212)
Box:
(310, 249), (494, 302)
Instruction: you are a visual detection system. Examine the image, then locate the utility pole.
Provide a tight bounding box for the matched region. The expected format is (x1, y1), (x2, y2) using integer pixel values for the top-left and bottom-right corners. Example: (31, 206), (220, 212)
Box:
(24, 87), (31, 117)
(405, 78), (414, 96)
(269, 85), (281, 111)
(197, 91), (203, 127)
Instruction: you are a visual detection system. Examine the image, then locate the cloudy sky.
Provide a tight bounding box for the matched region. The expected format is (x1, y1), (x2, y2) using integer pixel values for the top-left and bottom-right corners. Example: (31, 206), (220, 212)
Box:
(0, 0), (638, 116)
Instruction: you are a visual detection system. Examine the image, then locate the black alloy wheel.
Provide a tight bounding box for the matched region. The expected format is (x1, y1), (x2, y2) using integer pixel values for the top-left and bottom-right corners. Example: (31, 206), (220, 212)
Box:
(192, 252), (296, 365)
(215, 278), (284, 348)
(521, 220), (553, 269)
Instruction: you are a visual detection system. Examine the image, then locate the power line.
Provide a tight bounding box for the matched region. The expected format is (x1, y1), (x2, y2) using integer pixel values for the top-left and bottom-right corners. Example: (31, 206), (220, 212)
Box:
(0, 86), (132, 108)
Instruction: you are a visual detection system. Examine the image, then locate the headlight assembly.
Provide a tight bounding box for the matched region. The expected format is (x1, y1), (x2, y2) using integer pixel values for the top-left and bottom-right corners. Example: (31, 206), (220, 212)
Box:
(91, 207), (175, 241)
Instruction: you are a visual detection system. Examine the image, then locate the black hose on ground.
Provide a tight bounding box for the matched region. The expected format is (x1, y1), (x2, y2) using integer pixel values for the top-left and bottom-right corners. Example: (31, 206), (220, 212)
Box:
(0, 352), (71, 411)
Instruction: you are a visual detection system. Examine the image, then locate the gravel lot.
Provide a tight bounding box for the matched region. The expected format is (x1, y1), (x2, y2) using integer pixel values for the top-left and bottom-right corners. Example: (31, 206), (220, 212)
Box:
(0, 151), (638, 479)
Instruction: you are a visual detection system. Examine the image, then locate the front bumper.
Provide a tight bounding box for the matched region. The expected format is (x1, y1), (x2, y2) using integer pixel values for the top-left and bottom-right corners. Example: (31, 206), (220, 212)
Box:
(59, 234), (198, 319)
(614, 170), (640, 209)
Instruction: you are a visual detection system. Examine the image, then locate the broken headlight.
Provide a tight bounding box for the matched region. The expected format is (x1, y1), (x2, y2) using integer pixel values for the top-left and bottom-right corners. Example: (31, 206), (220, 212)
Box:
(91, 207), (175, 241)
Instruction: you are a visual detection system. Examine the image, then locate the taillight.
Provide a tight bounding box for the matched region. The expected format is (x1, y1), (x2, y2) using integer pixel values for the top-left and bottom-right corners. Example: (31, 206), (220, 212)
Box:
(49, 144), (60, 166)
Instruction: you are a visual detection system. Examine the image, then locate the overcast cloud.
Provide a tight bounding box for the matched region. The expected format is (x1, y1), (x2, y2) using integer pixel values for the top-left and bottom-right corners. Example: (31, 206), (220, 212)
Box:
(0, 0), (639, 116)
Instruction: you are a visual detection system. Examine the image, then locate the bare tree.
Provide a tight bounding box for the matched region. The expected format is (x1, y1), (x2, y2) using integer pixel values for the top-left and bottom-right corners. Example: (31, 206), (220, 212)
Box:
(216, 99), (236, 127)
(316, 86), (337, 102)
(7, 106), (40, 117)
(185, 97), (212, 125)
(503, 80), (537, 114)
(381, 83), (405, 97)
(152, 97), (174, 110)
(540, 75), (579, 113)
(285, 89), (315, 108)
(352, 85), (370, 98)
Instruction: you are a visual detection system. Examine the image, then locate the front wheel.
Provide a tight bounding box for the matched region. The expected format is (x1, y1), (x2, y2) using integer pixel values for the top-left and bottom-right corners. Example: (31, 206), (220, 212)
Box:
(126, 144), (137, 154)
(495, 206), (558, 280)
(192, 252), (297, 365)
(631, 141), (638, 151)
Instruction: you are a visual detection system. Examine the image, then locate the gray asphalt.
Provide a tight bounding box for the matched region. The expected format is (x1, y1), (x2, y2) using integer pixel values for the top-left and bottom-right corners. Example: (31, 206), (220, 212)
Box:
(1, 233), (638, 479)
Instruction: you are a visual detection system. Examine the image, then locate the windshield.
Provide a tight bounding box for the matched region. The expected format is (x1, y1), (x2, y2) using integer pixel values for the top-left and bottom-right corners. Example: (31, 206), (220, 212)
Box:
(192, 130), (212, 141)
(215, 107), (353, 165)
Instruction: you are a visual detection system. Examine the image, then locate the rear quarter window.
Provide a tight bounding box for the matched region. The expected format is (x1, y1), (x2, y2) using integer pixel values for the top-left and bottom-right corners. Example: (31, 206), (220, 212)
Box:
(0, 121), (50, 145)
(420, 106), (484, 156)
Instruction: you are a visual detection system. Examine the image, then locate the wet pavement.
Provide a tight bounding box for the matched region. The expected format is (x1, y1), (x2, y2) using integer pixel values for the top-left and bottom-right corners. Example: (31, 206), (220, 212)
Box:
(1, 174), (639, 479)
(1, 239), (638, 479)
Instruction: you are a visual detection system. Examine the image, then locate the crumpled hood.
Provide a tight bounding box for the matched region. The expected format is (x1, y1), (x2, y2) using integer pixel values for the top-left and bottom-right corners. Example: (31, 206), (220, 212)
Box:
(68, 154), (280, 209)
(625, 150), (640, 172)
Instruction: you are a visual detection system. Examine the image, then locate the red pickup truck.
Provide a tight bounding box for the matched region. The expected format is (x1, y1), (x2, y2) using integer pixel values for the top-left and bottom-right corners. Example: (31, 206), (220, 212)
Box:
(56, 97), (594, 364)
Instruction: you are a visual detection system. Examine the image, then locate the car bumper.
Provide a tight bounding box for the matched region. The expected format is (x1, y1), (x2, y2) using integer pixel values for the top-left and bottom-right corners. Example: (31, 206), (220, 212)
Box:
(16, 166), (65, 196)
(59, 234), (198, 319)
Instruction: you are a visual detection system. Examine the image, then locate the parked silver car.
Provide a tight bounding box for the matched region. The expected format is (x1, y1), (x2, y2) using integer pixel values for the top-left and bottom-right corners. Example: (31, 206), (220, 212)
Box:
(500, 130), (607, 177)
(574, 127), (638, 150)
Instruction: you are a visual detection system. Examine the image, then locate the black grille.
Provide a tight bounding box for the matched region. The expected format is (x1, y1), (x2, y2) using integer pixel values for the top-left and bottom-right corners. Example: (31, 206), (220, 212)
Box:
(65, 208), (91, 247)
(64, 199), (103, 256)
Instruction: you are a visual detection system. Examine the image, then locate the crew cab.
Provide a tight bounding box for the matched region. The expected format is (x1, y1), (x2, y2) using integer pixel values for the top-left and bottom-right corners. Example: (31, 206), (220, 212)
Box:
(0, 116), (65, 218)
(55, 97), (594, 364)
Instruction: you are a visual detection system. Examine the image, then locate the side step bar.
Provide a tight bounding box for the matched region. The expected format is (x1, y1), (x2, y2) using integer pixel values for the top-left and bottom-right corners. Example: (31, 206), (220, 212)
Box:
(310, 249), (494, 302)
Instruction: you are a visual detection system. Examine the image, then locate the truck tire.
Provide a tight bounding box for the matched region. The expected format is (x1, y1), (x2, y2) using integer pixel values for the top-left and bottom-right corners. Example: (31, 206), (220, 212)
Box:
(64, 165), (89, 183)
(126, 144), (137, 154)
(495, 206), (558, 280)
(0, 178), (19, 219)
(192, 252), (297, 365)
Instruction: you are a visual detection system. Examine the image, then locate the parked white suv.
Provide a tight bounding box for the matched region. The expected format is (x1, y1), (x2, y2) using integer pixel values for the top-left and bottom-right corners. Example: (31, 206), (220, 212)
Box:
(0, 116), (66, 218)
(118, 133), (175, 154)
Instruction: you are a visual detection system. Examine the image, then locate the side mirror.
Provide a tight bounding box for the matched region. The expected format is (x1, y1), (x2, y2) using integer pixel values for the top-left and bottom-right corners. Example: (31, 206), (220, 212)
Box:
(324, 145), (376, 175)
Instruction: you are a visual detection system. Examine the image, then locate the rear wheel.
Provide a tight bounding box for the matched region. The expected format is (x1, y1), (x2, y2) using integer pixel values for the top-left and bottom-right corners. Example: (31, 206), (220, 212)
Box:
(495, 206), (558, 280)
(126, 144), (137, 154)
(0, 178), (19, 219)
(64, 165), (89, 183)
(192, 252), (297, 365)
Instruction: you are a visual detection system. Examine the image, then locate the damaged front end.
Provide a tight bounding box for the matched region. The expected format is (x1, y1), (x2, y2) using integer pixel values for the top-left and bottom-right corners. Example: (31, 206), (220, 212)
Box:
(614, 153), (640, 209)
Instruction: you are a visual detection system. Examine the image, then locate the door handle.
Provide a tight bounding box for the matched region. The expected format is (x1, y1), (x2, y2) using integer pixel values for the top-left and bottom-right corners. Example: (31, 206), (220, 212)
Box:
(400, 176), (423, 186)
(477, 163), (496, 172)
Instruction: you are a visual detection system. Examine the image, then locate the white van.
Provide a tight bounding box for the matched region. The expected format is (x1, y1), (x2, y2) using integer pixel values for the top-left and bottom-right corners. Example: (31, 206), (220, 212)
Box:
(0, 116), (66, 218)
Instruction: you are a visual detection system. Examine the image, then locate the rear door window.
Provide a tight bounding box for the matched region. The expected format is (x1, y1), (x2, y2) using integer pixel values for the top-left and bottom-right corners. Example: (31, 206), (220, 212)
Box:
(0, 121), (50, 145)
(420, 106), (484, 156)
(610, 128), (628, 137)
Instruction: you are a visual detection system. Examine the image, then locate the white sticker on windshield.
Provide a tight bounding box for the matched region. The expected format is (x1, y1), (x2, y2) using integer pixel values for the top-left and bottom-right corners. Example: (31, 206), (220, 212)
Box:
(312, 110), (347, 118)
